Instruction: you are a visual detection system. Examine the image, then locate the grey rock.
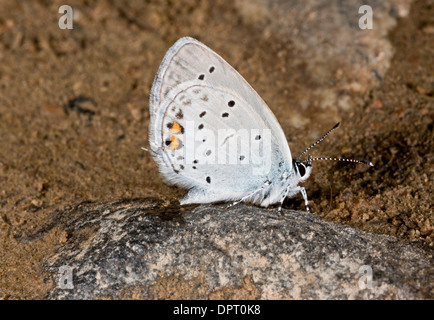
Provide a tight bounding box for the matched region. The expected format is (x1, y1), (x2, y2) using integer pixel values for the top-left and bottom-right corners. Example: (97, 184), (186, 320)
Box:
(39, 198), (433, 299)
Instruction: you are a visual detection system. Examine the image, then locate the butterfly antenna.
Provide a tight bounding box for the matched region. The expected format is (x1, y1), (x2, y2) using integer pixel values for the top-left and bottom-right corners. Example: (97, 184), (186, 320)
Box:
(304, 156), (374, 167)
(298, 122), (341, 159)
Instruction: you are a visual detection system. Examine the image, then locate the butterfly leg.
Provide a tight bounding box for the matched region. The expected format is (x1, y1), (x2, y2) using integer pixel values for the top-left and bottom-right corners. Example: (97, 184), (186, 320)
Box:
(299, 186), (310, 212)
(278, 186), (310, 212)
(277, 185), (291, 212)
(227, 180), (271, 208)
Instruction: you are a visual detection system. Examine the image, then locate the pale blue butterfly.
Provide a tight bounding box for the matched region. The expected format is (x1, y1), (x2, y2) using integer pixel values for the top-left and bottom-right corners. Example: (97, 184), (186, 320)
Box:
(145, 37), (372, 211)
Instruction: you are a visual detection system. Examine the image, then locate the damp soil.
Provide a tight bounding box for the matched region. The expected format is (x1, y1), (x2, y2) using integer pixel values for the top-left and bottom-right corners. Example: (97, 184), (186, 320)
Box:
(0, 0), (432, 299)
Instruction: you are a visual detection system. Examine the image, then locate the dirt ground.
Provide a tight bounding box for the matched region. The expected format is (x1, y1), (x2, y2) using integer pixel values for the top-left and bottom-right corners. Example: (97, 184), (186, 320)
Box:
(0, 0), (432, 299)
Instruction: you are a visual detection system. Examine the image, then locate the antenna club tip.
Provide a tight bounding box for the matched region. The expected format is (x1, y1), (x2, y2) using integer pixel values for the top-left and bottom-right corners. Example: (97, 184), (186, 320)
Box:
(333, 122), (341, 129)
(364, 160), (374, 167)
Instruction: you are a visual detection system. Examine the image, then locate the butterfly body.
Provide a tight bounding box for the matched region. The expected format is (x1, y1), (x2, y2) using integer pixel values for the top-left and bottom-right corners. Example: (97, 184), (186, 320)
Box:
(149, 37), (313, 210)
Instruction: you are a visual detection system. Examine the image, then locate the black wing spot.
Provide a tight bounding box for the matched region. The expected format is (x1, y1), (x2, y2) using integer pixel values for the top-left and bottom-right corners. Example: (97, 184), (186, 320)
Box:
(206, 150), (212, 156)
(198, 74), (205, 80)
(222, 112), (229, 118)
(209, 66), (215, 73)
(228, 100), (235, 107)
(255, 135), (261, 140)
(176, 109), (184, 119)
(206, 176), (211, 183)
(198, 124), (204, 130)
(240, 155), (245, 161)
(200, 111), (206, 118)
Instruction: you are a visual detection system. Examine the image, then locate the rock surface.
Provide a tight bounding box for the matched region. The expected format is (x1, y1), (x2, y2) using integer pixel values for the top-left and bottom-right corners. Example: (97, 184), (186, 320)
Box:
(39, 198), (432, 299)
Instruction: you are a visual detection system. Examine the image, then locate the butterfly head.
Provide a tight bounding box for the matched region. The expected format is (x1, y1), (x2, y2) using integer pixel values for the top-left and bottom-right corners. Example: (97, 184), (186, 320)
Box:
(293, 155), (313, 183)
(293, 122), (373, 180)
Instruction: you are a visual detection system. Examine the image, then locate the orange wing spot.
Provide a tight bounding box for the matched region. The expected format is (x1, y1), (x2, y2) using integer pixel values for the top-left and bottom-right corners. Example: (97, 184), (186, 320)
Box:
(169, 136), (179, 150)
(170, 121), (183, 134)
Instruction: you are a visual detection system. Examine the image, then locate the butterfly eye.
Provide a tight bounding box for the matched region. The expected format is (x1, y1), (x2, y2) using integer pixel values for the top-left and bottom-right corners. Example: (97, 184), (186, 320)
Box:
(298, 163), (306, 177)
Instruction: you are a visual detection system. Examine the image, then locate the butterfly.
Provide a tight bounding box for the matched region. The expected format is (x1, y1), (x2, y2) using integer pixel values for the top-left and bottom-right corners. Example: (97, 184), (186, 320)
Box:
(146, 37), (372, 212)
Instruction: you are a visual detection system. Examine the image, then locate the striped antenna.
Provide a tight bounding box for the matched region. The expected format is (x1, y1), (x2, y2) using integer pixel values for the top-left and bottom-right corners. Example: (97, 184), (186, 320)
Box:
(304, 157), (374, 167)
(298, 122), (341, 159)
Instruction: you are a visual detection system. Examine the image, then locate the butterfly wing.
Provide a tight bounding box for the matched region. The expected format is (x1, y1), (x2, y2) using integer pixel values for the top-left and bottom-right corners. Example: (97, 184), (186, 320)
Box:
(150, 37), (291, 159)
(149, 37), (292, 204)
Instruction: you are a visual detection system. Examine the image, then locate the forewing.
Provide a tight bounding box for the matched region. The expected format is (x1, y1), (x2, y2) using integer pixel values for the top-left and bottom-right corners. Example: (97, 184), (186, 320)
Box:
(149, 37), (292, 164)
